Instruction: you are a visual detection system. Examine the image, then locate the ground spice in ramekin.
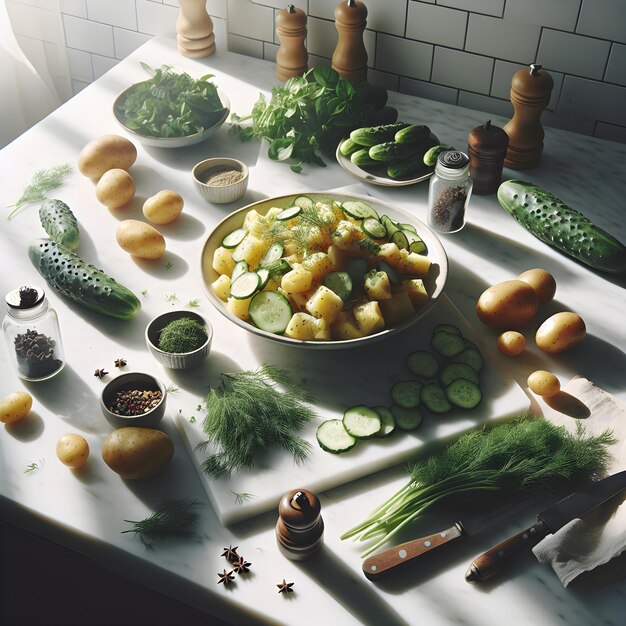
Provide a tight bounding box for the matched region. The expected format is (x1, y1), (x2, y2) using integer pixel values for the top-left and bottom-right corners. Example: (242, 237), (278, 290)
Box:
(200, 166), (244, 186)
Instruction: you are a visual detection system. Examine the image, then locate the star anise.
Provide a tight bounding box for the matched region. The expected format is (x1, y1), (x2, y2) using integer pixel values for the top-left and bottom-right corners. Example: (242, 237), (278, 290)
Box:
(277, 579), (294, 594)
(217, 569), (235, 586)
(232, 556), (251, 574)
(221, 545), (239, 562)
(94, 368), (108, 379)
(114, 358), (127, 368)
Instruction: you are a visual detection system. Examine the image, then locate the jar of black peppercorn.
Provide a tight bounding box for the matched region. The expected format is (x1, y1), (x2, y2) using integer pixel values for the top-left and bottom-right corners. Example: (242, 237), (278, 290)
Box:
(2, 285), (65, 381)
(427, 151), (473, 234)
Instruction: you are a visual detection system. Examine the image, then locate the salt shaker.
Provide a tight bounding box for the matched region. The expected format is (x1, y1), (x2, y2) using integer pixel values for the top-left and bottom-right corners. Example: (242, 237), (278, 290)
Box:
(428, 151), (472, 234)
(176, 0), (216, 58)
(276, 5), (308, 81)
(276, 489), (324, 560)
(331, 0), (368, 82)
(503, 64), (553, 170)
(2, 285), (65, 381)
(467, 120), (509, 195)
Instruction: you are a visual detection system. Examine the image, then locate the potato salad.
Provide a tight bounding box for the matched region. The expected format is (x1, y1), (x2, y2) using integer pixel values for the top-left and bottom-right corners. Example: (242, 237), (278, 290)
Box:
(211, 196), (432, 341)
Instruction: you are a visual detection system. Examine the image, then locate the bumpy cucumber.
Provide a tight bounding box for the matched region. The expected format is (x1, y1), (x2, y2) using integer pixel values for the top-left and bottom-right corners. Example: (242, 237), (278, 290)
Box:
(350, 123), (409, 148)
(28, 239), (141, 320)
(351, 148), (378, 168)
(39, 199), (80, 250)
(498, 180), (626, 273)
(394, 124), (431, 144)
(369, 141), (418, 163)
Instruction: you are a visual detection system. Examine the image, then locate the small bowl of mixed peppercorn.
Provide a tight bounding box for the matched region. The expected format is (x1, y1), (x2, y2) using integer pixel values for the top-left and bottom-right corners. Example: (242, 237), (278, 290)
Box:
(100, 372), (167, 429)
(145, 309), (213, 370)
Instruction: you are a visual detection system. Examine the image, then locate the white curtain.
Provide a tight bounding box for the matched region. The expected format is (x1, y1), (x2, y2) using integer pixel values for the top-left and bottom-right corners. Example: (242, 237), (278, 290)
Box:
(0, 0), (69, 148)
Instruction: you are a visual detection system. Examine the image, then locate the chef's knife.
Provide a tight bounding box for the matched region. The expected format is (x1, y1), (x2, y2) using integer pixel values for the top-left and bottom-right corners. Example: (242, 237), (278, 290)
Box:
(465, 470), (626, 584)
(362, 499), (529, 581)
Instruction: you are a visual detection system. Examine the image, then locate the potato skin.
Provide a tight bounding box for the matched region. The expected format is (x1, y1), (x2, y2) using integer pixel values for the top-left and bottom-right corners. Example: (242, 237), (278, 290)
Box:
(476, 280), (539, 329)
(0, 391), (33, 424)
(56, 433), (90, 468)
(142, 190), (184, 225)
(78, 134), (137, 180)
(527, 370), (561, 397)
(517, 269), (556, 305)
(96, 169), (136, 209)
(536, 312), (586, 354)
(496, 331), (526, 356)
(116, 219), (165, 259)
(101, 427), (174, 480)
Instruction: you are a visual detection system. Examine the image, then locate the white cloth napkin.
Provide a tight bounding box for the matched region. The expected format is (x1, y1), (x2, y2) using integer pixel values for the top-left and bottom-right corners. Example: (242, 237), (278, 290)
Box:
(532, 377), (626, 588)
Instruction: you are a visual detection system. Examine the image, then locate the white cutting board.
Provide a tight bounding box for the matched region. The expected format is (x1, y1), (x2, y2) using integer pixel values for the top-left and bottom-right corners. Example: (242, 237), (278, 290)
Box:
(177, 295), (530, 525)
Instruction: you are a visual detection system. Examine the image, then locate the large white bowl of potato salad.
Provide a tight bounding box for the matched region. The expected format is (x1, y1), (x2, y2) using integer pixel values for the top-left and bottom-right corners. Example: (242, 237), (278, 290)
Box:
(200, 193), (448, 349)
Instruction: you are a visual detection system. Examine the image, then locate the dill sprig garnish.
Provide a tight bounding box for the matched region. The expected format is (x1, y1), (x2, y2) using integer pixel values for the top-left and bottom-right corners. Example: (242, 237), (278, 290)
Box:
(342, 418), (615, 557)
(198, 364), (317, 478)
(121, 498), (200, 548)
(8, 164), (72, 219)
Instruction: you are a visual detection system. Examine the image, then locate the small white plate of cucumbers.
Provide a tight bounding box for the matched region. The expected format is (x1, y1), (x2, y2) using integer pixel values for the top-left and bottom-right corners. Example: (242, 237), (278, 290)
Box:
(336, 123), (446, 187)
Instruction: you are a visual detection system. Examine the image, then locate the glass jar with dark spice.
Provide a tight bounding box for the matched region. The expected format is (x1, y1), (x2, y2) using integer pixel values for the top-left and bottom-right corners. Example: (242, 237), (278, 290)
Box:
(427, 151), (473, 234)
(2, 285), (65, 381)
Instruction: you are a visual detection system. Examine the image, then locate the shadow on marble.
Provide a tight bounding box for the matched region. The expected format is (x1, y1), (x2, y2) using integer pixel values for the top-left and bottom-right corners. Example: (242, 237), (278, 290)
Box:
(165, 350), (239, 398)
(157, 212), (206, 242)
(132, 250), (188, 280)
(4, 410), (45, 442)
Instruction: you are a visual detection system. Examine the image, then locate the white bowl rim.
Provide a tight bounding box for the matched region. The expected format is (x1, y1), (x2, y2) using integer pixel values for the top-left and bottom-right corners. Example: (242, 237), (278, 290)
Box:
(192, 157), (249, 190)
(199, 192), (449, 350)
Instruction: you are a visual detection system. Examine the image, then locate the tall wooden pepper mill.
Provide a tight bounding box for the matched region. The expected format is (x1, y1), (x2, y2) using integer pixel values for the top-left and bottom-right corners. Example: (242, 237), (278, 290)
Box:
(176, 0), (216, 58)
(331, 0), (368, 82)
(467, 120), (509, 195)
(275, 5), (308, 81)
(276, 489), (324, 560)
(503, 63), (553, 169)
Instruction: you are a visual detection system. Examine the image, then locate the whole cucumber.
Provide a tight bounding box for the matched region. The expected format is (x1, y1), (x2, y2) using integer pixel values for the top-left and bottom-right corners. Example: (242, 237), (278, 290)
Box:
(498, 180), (626, 274)
(28, 238), (141, 319)
(39, 199), (80, 250)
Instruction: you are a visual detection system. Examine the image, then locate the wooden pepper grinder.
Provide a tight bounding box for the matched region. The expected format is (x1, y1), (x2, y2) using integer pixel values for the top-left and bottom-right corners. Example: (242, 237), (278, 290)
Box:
(176, 0), (216, 58)
(331, 0), (368, 82)
(275, 5), (308, 81)
(467, 120), (509, 195)
(503, 64), (553, 169)
(276, 489), (324, 560)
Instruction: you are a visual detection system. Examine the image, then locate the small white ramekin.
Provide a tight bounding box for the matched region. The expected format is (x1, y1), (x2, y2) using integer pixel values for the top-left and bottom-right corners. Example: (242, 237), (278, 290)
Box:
(192, 157), (249, 204)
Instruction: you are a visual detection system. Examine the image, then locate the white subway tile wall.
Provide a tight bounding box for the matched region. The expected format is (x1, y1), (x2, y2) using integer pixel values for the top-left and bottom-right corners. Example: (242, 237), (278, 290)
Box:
(7, 0), (626, 143)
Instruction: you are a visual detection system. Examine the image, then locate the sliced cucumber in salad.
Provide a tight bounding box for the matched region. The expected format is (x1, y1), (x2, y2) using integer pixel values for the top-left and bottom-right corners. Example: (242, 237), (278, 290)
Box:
(248, 290), (292, 334)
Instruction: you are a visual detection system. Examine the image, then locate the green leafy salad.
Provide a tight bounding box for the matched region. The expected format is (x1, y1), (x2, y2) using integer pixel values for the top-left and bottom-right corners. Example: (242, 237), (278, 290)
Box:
(117, 63), (227, 138)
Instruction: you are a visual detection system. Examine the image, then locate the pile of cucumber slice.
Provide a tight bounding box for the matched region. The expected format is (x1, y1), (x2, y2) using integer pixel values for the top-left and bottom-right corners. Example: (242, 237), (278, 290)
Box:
(316, 323), (484, 454)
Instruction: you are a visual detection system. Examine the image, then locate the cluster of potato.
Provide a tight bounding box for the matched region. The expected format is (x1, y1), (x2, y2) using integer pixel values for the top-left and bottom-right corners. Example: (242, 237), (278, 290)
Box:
(78, 135), (184, 260)
(1, 390), (173, 478)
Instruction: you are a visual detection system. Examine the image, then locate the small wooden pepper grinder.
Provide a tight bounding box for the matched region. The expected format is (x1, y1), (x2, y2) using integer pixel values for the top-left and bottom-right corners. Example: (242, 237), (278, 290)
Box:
(275, 5), (308, 81)
(176, 0), (216, 58)
(331, 0), (368, 82)
(503, 63), (553, 169)
(276, 489), (324, 560)
(467, 120), (509, 195)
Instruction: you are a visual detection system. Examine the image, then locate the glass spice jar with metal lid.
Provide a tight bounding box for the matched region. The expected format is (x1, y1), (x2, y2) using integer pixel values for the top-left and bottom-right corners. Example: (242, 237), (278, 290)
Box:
(427, 150), (473, 234)
(2, 285), (65, 381)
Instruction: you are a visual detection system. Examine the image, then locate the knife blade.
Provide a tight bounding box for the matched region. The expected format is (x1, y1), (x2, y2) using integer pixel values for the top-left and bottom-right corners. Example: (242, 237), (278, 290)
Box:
(465, 470), (626, 584)
(362, 498), (530, 581)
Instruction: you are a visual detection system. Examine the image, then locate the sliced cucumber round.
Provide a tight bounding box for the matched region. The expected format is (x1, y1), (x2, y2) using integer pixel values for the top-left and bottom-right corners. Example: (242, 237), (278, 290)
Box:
(259, 242), (284, 267)
(390, 380), (423, 408)
(431, 330), (466, 357)
(230, 271), (261, 300)
(446, 378), (482, 409)
(440, 362), (480, 386)
(406, 350), (439, 378)
(432, 323), (462, 336)
(342, 200), (380, 221)
(343, 405), (382, 439)
(316, 419), (357, 453)
(420, 383), (452, 414)
(294, 195), (314, 210)
(231, 260), (248, 284)
(390, 405), (423, 431)
(361, 218), (387, 240)
(257, 268), (270, 290)
(323, 271), (353, 302)
(452, 347), (484, 372)
(377, 260), (401, 285)
(248, 290), (292, 334)
(373, 406), (396, 438)
(276, 206), (301, 221)
(391, 230), (409, 250)
(222, 228), (247, 249)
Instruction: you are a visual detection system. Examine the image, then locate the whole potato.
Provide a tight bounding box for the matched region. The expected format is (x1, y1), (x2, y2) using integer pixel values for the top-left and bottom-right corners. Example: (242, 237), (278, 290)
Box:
(78, 134), (137, 180)
(527, 370), (561, 397)
(96, 168), (136, 209)
(116, 220), (166, 259)
(56, 433), (90, 468)
(0, 391), (33, 424)
(517, 269), (556, 305)
(102, 427), (174, 480)
(496, 331), (526, 356)
(536, 312), (586, 354)
(476, 280), (539, 329)
(142, 190), (184, 225)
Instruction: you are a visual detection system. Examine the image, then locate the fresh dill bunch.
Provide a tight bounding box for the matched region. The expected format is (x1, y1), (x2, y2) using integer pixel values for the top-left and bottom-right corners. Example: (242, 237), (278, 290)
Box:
(158, 317), (207, 353)
(342, 417), (615, 557)
(8, 164), (72, 219)
(121, 498), (200, 548)
(199, 364), (317, 478)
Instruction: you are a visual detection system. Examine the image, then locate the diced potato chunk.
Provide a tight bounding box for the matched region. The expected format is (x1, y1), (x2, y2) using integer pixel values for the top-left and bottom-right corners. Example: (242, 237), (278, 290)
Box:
(226, 296), (251, 320)
(284, 312), (321, 340)
(233, 234), (266, 269)
(213, 246), (235, 276)
(364, 271), (392, 301)
(353, 301), (385, 336)
(281, 264), (313, 294)
(243, 209), (262, 230)
(327, 245), (345, 270)
(331, 220), (364, 248)
(314, 319), (331, 341)
(400, 250), (431, 277)
(332, 311), (363, 340)
(379, 290), (415, 326)
(306, 285), (343, 325)
(265, 207), (283, 221)
(377, 242), (402, 267)
(403, 278), (429, 309)
(211, 274), (231, 301)
(302, 252), (333, 282)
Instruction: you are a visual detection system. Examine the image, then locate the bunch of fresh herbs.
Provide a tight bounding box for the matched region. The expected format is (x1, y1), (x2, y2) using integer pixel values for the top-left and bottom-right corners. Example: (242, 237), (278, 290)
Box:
(342, 417), (615, 557)
(230, 66), (378, 172)
(198, 365), (317, 478)
(118, 63), (227, 138)
(8, 164), (72, 219)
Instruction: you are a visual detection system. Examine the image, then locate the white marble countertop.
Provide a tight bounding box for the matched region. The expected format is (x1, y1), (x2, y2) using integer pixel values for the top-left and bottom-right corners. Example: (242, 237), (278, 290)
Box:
(1, 36), (625, 626)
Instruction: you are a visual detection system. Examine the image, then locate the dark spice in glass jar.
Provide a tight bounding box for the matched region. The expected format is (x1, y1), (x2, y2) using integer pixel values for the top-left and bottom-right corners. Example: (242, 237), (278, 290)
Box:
(14, 328), (62, 379)
(431, 185), (467, 232)
(110, 389), (163, 416)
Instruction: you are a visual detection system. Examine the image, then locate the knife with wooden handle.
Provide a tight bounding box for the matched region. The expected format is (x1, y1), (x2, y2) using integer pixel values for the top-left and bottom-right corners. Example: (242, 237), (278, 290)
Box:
(465, 470), (626, 584)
